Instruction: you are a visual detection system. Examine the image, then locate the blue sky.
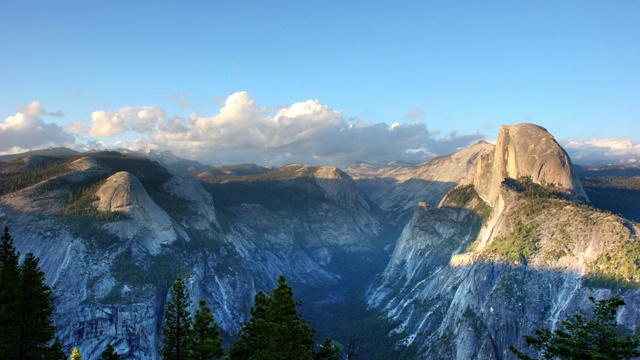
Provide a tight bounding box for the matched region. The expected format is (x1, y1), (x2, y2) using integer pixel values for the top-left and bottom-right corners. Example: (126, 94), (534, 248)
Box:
(1, 1), (638, 166)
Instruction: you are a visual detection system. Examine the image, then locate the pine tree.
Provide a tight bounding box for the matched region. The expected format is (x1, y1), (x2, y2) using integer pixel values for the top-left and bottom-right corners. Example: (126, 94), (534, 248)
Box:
(189, 299), (224, 360)
(100, 343), (121, 360)
(315, 337), (341, 360)
(160, 277), (193, 360)
(229, 275), (317, 359)
(48, 337), (67, 360)
(0, 227), (58, 359)
(511, 296), (640, 359)
(18, 252), (57, 359)
(71, 347), (83, 360)
(0, 226), (21, 359)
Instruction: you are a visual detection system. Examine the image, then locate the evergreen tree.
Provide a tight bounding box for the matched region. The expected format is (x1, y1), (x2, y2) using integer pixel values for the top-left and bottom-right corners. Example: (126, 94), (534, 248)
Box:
(315, 337), (341, 360)
(0, 227), (58, 359)
(0, 226), (21, 359)
(71, 347), (83, 360)
(160, 277), (193, 360)
(229, 275), (318, 360)
(18, 252), (57, 359)
(49, 337), (67, 360)
(100, 343), (121, 360)
(189, 299), (224, 360)
(511, 296), (640, 359)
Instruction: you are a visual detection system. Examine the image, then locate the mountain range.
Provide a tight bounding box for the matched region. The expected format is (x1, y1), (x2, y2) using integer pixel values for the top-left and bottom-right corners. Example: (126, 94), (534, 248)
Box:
(1, 123), (639, 359)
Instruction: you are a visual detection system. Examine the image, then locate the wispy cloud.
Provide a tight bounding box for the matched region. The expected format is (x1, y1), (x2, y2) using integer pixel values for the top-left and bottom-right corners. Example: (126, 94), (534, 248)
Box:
(172, 93), (191, 108)
(404, 106), (425, 121)
(70, 88), (88, 98)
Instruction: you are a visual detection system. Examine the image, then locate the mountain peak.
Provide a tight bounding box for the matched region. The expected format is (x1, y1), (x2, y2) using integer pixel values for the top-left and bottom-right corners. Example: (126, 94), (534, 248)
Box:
(474, 123), (587, 206)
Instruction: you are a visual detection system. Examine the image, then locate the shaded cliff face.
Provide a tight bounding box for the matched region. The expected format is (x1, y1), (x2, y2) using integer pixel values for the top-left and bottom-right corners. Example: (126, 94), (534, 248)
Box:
(346, 141), (494, 223)
(475, 123), (587, 207)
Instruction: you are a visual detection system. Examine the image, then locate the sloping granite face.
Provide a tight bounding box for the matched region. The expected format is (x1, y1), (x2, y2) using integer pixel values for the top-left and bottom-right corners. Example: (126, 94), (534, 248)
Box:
(95, 171), (177, 255)
(475, 123), (587, 206)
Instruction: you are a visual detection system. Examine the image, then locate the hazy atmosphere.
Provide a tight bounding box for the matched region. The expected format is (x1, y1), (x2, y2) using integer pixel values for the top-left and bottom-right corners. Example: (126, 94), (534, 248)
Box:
(1, 1), (638, 166)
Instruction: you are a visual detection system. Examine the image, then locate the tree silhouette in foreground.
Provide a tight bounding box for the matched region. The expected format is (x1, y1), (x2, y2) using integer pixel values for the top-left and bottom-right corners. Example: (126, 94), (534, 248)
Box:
(229, 274), (340, 359)
(189, 299), (224, 360)
(161, 277), (193, 360)
(0, 226), (58, 359)
(511, 296), (640, 359)
(100, 343), (121, 360)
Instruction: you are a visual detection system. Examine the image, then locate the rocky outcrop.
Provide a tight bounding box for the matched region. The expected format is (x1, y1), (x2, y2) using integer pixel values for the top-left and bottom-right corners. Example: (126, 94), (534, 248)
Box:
(95, 171), (177, 254)
(474, 123), (587, 207)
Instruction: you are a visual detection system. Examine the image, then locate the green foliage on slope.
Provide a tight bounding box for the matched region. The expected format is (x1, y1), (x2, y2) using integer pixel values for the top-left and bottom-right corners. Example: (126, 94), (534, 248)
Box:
(0, 156), (72, 195)
(587, 239), (640, 288)
(61, 180), (127, 221)
(484, 219), (538, 264)
(445, 184), (493, 222)
(110, 248), (192, 289)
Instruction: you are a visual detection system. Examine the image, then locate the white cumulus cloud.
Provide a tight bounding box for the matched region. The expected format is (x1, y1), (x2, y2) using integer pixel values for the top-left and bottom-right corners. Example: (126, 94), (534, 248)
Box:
(0, 101), (75, 153)
(137, 91), (485, 166)
(73, 106), (166, 137)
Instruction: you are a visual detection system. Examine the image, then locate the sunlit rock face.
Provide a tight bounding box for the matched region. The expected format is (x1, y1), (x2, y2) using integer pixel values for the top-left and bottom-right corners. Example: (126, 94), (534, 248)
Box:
(95, 171), (177, 255)
(474, 123), (587, 207)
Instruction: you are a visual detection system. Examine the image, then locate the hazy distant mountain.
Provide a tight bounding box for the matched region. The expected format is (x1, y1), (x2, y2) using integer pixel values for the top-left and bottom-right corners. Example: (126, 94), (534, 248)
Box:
(1, 124), (639, 359)
(0, 147), (79, 162)
(109, 147), (210, 174)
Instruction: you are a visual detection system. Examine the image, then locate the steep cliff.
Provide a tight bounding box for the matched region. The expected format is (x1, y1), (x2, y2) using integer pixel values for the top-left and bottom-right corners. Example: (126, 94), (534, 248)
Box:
(474, 123), (587, 207)
(367, 124), (640, 359)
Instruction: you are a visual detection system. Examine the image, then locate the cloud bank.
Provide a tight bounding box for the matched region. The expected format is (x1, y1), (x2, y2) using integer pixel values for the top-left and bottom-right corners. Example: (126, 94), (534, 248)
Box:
(562, 138), (640, 165)
(131, 91), (485, 166)
(7, 92), (638, 168)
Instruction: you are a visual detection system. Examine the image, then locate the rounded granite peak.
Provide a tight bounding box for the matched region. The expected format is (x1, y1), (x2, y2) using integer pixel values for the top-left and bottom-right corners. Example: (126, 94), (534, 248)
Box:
(475, 123), (587, 206)
(94, 171), (177, 254)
